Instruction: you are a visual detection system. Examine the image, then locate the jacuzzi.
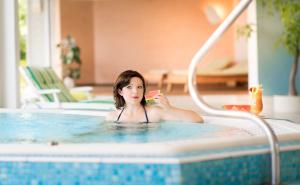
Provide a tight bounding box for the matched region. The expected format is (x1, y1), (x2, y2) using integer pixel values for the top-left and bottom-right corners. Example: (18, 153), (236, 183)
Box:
(0, 109), (300, 185)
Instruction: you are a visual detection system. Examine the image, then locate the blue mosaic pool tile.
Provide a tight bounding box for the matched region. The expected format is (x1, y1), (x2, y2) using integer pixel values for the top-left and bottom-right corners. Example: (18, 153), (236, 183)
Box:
(1, 149), (300, 185)
(178, 150), (300, 185)
(0, 161), (183, 185)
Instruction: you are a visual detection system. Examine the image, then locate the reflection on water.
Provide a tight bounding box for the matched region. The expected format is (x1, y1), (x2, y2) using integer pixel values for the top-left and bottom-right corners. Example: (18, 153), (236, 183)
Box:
(69, 122), (161, 143)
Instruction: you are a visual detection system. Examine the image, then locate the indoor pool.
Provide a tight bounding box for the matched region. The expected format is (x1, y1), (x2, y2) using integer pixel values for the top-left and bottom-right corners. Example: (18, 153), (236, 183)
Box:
(1, 109), (300, 185)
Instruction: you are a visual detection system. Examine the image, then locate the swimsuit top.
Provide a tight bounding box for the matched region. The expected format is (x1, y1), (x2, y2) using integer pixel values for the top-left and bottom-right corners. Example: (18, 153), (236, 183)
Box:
(115, 106), (149, 123)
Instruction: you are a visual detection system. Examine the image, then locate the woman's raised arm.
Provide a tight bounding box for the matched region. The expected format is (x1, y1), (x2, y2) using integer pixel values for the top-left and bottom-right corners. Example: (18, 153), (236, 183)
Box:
(153, 94), (203, 123)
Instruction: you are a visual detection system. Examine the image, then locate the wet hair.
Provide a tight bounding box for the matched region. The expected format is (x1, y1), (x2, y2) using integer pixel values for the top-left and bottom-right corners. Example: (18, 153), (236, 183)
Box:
(113, 70), (146, 109)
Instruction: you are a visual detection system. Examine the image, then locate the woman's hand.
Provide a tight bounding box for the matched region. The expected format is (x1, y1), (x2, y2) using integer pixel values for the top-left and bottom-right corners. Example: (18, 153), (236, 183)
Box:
(150, 93), (203, 123)
(153, 93), (172, 110)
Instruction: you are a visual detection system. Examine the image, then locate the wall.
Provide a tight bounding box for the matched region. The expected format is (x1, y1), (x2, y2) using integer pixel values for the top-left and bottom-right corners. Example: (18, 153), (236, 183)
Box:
(60, 0), (236, 84)
(257, 4), (300, 95)
(60, 0), (95, 84)
(93, 0), (235, 84)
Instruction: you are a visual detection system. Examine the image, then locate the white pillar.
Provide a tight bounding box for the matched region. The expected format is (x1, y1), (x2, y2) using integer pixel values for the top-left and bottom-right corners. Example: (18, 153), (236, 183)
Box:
(49, 0), (62, 77)
(247, 0), (259, 87)
(0, 0), (20, 108)
(27, 0), (51, 67)
(233, 0), (248, 63)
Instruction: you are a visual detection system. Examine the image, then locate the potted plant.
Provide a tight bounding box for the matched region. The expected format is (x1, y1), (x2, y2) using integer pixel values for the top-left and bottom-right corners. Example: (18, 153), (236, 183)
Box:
(257, 0), (300, 112)
(57, 35), (81, 88)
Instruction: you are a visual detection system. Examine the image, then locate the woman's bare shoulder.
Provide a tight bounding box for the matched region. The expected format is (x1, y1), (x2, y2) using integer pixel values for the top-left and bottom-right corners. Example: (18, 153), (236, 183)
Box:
(145, 105), (163, 122)
(105, 109), (120, 121)
(145, 105), (162, 112)
(145, 105), (165, 117)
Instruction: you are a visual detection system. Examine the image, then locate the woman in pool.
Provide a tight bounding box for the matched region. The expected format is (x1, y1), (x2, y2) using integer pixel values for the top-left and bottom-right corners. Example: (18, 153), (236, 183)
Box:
(105, 70), (203, 123)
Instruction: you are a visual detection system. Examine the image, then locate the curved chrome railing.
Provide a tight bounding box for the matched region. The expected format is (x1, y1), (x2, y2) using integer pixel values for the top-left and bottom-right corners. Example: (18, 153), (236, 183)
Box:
(188, 0), (280, 184)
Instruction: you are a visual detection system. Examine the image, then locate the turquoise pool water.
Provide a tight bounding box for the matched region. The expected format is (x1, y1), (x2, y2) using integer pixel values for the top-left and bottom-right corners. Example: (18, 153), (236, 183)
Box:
(0, 112), (248, 143)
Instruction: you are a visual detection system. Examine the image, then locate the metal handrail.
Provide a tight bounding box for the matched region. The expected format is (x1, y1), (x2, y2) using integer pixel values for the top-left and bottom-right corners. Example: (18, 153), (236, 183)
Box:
(188, 0), (280, 184)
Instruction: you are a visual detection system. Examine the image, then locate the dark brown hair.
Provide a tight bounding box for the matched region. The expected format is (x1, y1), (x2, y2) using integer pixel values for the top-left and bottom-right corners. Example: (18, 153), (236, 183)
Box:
(113, 70), (146, 109)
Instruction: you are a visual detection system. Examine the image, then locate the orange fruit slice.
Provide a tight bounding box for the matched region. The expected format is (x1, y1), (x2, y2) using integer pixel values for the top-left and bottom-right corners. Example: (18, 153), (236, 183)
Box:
(222, 104), (251, 112)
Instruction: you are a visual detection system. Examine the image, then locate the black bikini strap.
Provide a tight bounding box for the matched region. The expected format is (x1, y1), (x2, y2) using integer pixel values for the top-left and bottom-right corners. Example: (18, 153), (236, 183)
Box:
(116, 106), (148, 123)
(116, 107), (125, 123)
(143, 106), (149, 123)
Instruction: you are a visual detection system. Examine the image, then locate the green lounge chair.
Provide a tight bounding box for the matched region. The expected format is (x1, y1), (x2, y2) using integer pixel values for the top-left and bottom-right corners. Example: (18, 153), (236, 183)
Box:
(20, 66), (114, 111)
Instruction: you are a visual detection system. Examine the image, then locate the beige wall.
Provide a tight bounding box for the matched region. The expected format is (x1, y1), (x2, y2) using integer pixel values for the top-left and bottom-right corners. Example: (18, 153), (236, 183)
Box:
(60, 0), (95, 84)
(60, 0), (236, 84)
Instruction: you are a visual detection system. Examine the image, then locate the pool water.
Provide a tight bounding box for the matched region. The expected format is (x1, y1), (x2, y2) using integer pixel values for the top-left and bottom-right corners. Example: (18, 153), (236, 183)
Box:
(0, 112), (249, 143)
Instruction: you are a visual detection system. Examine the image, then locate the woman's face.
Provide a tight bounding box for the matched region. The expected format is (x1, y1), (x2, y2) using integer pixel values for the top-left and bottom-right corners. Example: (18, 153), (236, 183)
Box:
(119, 77), (144, 105)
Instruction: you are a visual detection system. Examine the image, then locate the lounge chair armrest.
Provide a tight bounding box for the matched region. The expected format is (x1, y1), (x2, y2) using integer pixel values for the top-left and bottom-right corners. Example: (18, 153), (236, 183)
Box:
(70, 86), (93, 100)
(70, 86), (93, 93)
(37, 89), (61, 103)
